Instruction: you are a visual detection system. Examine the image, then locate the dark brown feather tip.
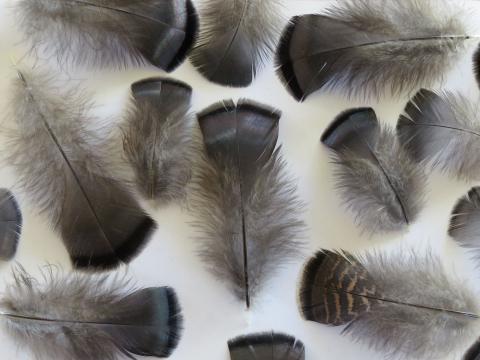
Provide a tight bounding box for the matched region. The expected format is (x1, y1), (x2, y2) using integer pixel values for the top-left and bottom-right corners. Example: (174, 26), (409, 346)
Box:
(474, 45), (480, 90)
(131, 77), (192, 99)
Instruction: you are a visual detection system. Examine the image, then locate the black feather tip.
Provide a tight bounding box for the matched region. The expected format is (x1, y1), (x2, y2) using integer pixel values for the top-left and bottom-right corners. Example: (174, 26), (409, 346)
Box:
(298, 251), (328, 321)
(0, 189), (22, 261)
(474, 45), (480, 90)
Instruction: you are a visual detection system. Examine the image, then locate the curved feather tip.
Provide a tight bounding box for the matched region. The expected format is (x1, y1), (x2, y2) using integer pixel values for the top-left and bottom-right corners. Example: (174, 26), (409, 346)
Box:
(0, 189), (22, 261)
(228, 332), (305, 359)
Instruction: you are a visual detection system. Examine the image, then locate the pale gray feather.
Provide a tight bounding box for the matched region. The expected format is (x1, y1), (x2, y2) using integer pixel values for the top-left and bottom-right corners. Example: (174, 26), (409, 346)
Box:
(190, 0), (283, 87)
(398, 89), (480, 180)
(0, 266), (183, 359)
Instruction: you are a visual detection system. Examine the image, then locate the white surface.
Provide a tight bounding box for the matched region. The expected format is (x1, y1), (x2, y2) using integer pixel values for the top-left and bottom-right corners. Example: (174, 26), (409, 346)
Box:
(1, 0), (480, 359)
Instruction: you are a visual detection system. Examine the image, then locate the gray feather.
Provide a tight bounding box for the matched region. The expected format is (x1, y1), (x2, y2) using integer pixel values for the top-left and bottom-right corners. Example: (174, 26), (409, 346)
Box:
(193, 100), (304, 308)
(5, 70), (156, 270)
(15, 0), (198, 71)
(398, 89), (480, 180)
(276, 0), (467, 101)
(0, 189), (22, 261)
(322, 108), (425, 234)
(0, 266), (183, 359)
(123, 77), (195, 205)
(299, 249), (479, 359)
(228, 332), (305, 360)
(190, 0), (283, 87)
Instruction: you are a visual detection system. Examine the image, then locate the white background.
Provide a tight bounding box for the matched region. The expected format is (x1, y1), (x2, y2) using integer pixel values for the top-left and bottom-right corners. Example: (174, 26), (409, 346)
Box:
(1, 0), (480, 359)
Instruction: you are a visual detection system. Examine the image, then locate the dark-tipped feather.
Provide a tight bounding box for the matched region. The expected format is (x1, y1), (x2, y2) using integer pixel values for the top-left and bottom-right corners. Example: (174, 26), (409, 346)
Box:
(190, 0), (283, 87)
(465, 339), (480, 360)
(322, 108), (425, 234)
(194, 99), (304, 308)
(0, 189), (22, 261)
(0, 266), (182, 359)
(398, 89), (480, 180)
(15, 0), (198, 71)
(123, 77), (195, 205)
(276, 0), (468, 101)
(228, 332), (305, 360)
(5, 70), (156, 270)
(474, 45), (480, 89)
(299, 250), (479, 359)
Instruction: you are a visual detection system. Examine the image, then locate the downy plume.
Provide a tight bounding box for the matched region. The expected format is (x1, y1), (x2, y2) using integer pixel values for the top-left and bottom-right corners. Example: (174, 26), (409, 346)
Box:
(299, 249), (480, 359)
(190, 0), (284, 87)
(0, 189), (22, 261)
(193, 99), (304, 308)
(123, 77), (196, 205)
(397, 89), (480, 180)
(0, 265), (183, 359)
(15, 0), (198, 71)
(5, 69), (156, 270)
(276, 0), (469, 101)
(321, 108), (425, 234)
(228, 332), (305, 360)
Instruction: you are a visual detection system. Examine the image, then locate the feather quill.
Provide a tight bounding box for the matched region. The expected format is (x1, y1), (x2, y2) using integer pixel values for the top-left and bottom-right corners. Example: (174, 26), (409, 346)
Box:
(299, 249), (479, 359)
(397, 89), (480, 180)
(190, 0), (283, 87)
(321, 108), (425, 234)
(194, 99), (304, 308)
(5, 69), (156, 270)
(0, 189), (22, 261)
(276, 0), (469, 101)
(0, 266), (182, 359)
(15, 0), (198, 71)
(228, 332), (305, 360)
(123, 77), (195, 205)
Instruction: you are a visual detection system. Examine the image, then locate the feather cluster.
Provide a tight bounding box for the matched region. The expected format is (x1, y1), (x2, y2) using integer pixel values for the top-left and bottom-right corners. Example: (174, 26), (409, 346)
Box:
(299, 249), (479, 359)
(398, 89), (480, 181)
(193, 99), (304, 307)
(0, 266), (183, 359)
(123, 77), (196, 205)
(5, 70), (156, 270)
(276, 0), (468, 100)
(322, 108), (425, 234)
(15, 0), (198, 70)
(190, 0), (284, 87)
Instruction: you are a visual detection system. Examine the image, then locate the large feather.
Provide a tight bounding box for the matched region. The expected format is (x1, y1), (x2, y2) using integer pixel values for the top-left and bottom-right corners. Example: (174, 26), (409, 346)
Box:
(0, 266), (182, 359)
(15, 0), (198, 71)
(5, 70), (156, 270)
(276, 0), (468, 101)
(299, 250), (479, 359)
(189, 0), (283, 87)
(194, 100), (304, 308)
(228, 332), (305, 360)
(0, 189), (22, 261)
(397, 89), (480, 180)
(123, 77), (195, 205)
(321, 108), (425, 234)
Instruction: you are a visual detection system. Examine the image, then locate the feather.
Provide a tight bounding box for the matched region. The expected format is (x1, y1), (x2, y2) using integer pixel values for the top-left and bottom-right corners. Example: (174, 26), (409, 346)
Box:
(0, 189), (22, 261)
(449, 187), (480, 259)
(228, 332), (305, 360)
(5, 69), (156, 270)
(15, 0), (198, 71)
(194, 99), (304, 308)
(0, 265), (182, 359)
(397, 89), (480, 180)
(474, 45), (480, 89)
(299, 249), (479, 359)
(465, 339), (480, 360)
(123, 77), (195, 205)
(189, 0), (283, 87)
(321, 108), (425, 234)
(276, 0), (468, 101)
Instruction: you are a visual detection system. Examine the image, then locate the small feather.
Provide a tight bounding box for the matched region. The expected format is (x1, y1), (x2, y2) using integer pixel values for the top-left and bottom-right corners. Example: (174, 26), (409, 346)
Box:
(123, 77), (195, 205)
(228, 332), (305, 360)
(299, 250), (479, 359)
(193, 99), (304, 308)
(5, 69), (156, 270)
(398, 89), (480, 180)
(190, 0), (284, 87)
(276, 0), (468, 101)
(322, 108), (425, 234)
(15, 0), (198, 71)
(0, 189), (22, 261)
(0, 266), (183, 359)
